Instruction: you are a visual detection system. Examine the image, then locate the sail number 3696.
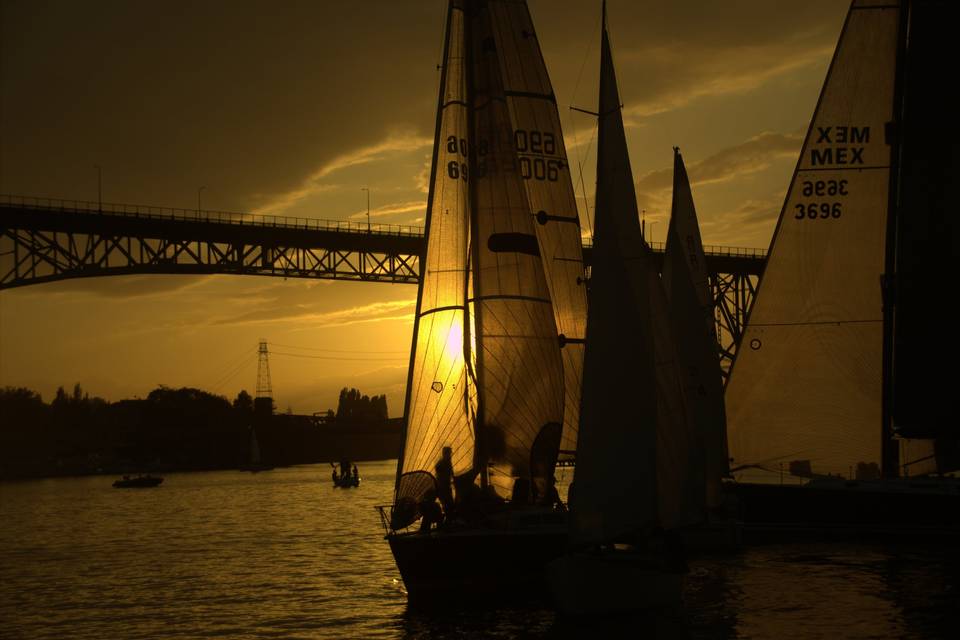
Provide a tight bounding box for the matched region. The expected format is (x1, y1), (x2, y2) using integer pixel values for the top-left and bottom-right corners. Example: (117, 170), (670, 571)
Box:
(794, 179), (848, 220)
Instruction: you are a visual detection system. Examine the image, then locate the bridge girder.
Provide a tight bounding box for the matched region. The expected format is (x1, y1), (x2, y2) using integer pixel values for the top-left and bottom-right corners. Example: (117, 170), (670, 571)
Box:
(2, 196), (765, 371)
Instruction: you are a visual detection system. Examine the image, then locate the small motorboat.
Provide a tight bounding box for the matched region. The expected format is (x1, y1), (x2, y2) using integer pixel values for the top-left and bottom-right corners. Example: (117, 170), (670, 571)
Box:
(331, 462), (360, 488)
(112, 474), (163, 488)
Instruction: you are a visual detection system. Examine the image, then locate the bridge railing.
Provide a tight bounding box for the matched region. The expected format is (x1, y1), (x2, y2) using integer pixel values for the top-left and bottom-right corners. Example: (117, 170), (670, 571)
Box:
(0, 194), (422, 238)
(2, 193), (766, 259)
(580, 236), (766, 259)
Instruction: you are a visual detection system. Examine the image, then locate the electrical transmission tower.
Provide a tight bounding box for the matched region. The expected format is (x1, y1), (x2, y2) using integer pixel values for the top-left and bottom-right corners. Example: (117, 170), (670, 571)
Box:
(255, 339), (274, 417)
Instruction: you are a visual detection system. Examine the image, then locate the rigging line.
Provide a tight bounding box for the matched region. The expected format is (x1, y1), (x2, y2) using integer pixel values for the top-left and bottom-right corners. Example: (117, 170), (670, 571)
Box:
(268, 341), (406, 355)
(270, 351), (407, 362)
(569, 112), (597, 242)
(569, 5), (602, 112)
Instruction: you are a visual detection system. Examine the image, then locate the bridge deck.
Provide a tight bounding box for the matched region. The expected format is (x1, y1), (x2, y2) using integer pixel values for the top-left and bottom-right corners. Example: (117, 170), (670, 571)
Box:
(1, 194), (765, 288)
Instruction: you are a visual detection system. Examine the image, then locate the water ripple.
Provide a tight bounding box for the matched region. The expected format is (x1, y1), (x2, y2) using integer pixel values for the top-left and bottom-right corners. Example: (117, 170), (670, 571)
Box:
(2, 462), (958, 638)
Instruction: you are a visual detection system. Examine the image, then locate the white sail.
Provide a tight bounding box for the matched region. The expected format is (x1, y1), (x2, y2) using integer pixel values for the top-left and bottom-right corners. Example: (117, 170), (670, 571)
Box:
(250, 427), (261, 466)
(571, 15), (694, 542)
(487, 0), (589, 462)
(725, 0), (901, 481)
(395, 0), (566, 518)
(662, 148), (728, 512)
(395, 2), (473, 525)
(469, 2), (565, 500)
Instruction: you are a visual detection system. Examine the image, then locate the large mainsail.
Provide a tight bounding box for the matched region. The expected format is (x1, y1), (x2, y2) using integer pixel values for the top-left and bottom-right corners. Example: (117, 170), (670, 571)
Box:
(486, 0), (589, 461)
(469, 1), (565, 499)
(662, 148), (728, 512)
(394, 0), (566, 521)
(725, 0), (901, 480)
(570, 13), (694, 543)
(394, 1), (473, 526)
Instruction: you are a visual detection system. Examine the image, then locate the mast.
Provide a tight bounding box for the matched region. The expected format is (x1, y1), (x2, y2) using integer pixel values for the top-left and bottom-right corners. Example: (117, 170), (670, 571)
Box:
(394, 0), (456, 493)
(881, 0), (908, 479)
(465, 0), (488, 489)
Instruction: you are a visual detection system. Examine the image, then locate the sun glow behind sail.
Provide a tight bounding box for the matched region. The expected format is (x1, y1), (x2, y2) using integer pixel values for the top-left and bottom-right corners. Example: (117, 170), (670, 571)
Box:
(395, 0), (569, 523)
(395, 2), (473, 526)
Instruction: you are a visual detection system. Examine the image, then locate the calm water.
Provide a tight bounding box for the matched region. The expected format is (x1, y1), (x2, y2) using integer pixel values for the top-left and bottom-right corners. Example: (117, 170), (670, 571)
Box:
(1, 460), (957, 639)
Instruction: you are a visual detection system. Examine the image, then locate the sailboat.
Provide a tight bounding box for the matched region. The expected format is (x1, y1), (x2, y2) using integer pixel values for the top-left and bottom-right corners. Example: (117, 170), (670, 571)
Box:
(724, 0), (960, 539)
(545, 4), (693, 615)
(240, 425), (273, 473)
(382, 0), (588, 605)
(662, 148), (741, 550)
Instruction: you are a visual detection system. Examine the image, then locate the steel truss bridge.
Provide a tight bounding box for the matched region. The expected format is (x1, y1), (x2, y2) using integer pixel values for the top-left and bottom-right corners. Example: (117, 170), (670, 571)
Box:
(1, 194), (765, 374)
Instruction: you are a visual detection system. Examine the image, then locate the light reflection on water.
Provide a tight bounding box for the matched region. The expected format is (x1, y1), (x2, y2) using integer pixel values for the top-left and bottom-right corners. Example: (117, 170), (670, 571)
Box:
(1, 460), (956, 639)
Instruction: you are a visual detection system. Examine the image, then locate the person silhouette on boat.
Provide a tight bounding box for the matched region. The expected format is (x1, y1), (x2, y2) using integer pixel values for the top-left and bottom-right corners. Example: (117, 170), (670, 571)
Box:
(542, 474), (565, 511)
(338, 459), (351, 484)
(435, 446), (455, 514)
(418, 487), (443, 534)
(352, 464), (359, 481)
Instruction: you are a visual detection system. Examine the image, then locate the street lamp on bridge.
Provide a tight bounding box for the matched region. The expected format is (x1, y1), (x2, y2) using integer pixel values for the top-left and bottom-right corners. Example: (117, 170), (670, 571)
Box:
(94, 165), (102, 211)
(361, 187), (371, 233)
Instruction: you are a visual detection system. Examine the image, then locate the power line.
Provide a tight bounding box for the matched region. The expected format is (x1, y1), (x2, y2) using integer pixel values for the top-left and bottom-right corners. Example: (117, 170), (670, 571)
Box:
(270, 350), (407, 362)
(268, 341), (407, 355)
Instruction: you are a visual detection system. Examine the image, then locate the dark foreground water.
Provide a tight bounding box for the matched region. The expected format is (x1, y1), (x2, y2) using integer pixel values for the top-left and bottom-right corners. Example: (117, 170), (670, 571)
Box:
(1, 460), (957, 639)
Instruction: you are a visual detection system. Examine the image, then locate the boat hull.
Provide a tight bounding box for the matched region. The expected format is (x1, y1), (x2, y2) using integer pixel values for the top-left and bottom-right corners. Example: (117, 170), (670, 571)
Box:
(388, 516), (567, 607)
(730, 479), (960, 542)
(546, 549), (684, 616)
(112, 477), (163, 488)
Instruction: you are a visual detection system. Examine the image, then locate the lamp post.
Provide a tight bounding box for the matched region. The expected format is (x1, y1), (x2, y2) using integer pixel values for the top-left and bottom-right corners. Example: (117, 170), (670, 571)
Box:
(198, 186), (206, 215)
(94, 165), (102, 211)
(361, 187), (370, 233)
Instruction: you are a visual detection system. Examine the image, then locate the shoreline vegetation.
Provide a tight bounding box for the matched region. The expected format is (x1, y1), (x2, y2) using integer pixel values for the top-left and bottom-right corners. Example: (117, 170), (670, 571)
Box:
(0, 384), (401, 481)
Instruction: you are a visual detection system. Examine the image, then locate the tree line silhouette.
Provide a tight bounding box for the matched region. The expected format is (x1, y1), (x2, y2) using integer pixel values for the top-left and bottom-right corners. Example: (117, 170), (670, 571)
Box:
(0, 384), (398, 480)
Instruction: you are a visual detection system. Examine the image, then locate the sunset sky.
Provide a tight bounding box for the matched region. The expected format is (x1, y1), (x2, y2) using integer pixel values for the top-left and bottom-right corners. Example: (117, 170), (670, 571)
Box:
(0, 0), (849, 415)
